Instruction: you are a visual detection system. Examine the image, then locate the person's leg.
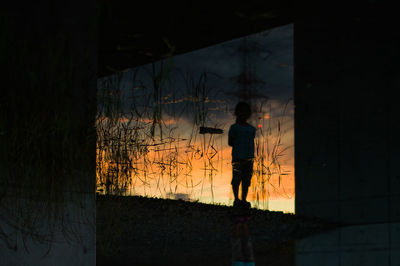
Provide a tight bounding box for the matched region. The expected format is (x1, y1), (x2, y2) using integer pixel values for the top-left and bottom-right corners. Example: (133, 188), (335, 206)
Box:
(241, 184), (249, 202)
(232, 162), (241, 202)
(232, 183), (240, 201)
(241, 159), (253, 203)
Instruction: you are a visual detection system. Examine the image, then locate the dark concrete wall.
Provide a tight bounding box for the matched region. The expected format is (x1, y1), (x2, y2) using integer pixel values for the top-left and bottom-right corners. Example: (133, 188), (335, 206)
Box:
(97, 0), (293, 77)
(294, 6), (400, 224)
(1, 2), (96, 264)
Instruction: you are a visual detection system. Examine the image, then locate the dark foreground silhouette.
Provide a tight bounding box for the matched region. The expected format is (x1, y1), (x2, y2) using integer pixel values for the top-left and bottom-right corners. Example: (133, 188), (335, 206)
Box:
(96, 195), (339, 266)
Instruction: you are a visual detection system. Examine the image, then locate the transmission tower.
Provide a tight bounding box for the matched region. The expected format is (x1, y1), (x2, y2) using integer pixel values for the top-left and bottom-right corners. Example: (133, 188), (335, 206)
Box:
(225, 34), (271, 120)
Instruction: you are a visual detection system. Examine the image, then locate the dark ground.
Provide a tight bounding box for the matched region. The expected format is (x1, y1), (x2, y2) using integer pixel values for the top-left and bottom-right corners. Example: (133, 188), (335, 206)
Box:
(96, 195), (339, 266)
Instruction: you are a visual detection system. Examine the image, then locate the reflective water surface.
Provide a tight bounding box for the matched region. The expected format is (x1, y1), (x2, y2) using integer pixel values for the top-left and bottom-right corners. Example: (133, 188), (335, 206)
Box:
(296, 222), (400, 265)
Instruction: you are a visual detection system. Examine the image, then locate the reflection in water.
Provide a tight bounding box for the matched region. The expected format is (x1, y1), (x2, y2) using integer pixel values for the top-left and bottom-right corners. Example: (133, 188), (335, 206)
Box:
(96, 24), (294, 212)
(296, 223), (400, 266)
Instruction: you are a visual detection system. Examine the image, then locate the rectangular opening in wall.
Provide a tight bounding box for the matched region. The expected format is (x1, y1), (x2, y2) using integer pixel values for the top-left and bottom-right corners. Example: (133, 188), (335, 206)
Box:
(96, 23), (294, 213)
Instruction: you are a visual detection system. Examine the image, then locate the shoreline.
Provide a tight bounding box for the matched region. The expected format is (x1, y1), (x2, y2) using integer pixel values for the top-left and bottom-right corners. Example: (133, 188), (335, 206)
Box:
(96, 195), (339, 265)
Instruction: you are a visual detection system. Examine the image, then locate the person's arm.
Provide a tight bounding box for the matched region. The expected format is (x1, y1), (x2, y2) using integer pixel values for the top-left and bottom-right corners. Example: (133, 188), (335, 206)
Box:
(229, 135), (234, 146)
(228, 126), (235, 146)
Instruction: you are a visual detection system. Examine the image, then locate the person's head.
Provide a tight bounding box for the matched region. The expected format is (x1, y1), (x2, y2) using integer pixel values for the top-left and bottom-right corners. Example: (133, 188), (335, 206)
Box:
(234, 102), (251, 122)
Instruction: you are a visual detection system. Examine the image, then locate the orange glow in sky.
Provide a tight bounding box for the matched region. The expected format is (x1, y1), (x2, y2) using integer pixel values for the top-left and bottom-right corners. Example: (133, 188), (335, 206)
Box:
(96, 112), (294, 212)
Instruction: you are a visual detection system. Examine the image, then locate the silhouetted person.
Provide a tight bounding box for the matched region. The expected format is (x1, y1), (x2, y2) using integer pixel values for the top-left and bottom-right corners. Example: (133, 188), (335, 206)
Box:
(228, 102), (256, 208)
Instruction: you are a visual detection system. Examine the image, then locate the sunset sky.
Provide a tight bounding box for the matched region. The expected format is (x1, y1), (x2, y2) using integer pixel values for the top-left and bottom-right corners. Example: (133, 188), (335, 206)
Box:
(97, 23), (294, 213)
